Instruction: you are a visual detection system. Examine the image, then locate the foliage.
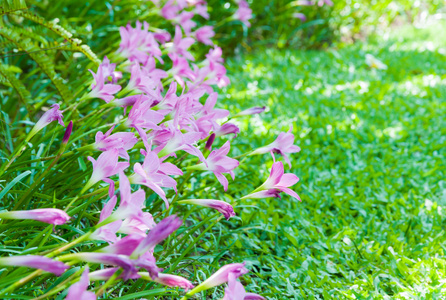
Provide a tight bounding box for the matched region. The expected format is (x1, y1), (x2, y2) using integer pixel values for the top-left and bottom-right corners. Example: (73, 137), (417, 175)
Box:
(208, 0), (445, 51)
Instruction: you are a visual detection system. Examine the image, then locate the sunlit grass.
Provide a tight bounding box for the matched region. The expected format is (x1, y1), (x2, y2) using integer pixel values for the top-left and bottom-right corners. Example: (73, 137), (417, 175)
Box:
(221, 20), (446, 298)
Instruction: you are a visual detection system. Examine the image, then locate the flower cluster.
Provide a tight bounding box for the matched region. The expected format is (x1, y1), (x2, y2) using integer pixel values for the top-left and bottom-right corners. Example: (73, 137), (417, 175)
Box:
(0, 1), (302, 299)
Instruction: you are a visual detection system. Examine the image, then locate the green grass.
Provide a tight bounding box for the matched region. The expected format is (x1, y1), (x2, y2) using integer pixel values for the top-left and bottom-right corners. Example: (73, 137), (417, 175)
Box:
(221, 21), (446, 299)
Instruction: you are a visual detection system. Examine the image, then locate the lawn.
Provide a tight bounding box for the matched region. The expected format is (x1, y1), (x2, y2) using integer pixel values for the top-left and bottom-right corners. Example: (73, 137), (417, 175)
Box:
(221, 21), (446, 299)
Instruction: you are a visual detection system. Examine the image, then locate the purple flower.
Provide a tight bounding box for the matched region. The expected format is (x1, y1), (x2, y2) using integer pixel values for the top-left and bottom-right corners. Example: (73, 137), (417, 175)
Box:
(132, 215), (182, 257)
(186, 262), (249, 296)
(89, 267), (140, 281)
(193, 26), (214, 45)
(243, 161), (300, 201)
(31, 104), (64, 137)
(0, 208), (70, 225)
(250, 127), (301, 168)
(0, 255), (69, 275)
(66, 267), (96, 300)
(178, 199), (236, 220)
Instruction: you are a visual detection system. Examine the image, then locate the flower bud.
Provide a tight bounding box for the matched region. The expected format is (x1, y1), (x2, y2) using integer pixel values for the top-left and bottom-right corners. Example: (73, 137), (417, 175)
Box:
(205, 133), (216, 151)
(0, 208), (70, 225)
(0, 255), (69, 275)
(62, 120), (73, 144)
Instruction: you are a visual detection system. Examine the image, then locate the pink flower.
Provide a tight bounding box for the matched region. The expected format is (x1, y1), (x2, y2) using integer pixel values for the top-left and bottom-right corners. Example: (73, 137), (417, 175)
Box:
(293, 13), (307, 21)
(31, 104), (64, 136)
(94, 126), (138, 160)
(234, 106), (266, 117)
(118, 21), (163, 64)
(155, 124), (205, 162)
(214, 123), (240, 138)
(87, 64), (121, 103)
(206, 47), (224, 64)
(92, 173), (154, 242)
(318, 0), (333, 6)
(169, 26), (195, 61)
(129, 148), (182, 208)
(194, 60), (230, 89)
(242, 161), (300, 201)
(194, 93), (230, 138)
(233, 0), (253, 27)
(169, 53), (196, 87)
(125, 95), (164, 146)
(123, 64), (161, 98)
(178, 199), (236, 220)
(0, 255), (69, 275)
(223, 273), (246, 300)
(86, 149), (130, 191)
(161, 0), (181, 19)
(174, 11), (197, 34)
(132, 215), (182, 257)
(153, 29), (171, 43)
(112, 172), (148, 221)
(194, 3), (209, 19)
(193, 26), (214, 45)
(0, 209), (70, 225)
(100, 56), (122, 84)
(250, 127), (301, 168)
(223, 272), (265, 300)
(188, 141), (239, 191)
(186, 262), (249, 295)
(66, 267), (96, 300)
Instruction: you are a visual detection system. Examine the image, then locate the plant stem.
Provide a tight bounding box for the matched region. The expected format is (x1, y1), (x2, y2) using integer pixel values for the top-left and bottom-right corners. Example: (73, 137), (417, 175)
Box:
(96, 268), (122, 297)
(13, 144), (67, 210)
(0, 270), (42, 297)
